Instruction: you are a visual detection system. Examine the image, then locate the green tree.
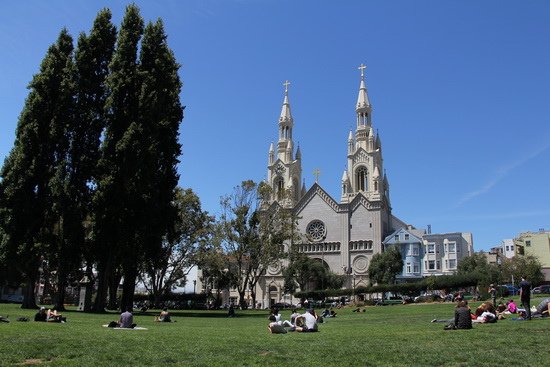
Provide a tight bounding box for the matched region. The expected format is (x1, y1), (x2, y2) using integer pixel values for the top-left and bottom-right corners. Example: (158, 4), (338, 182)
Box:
(133, 18), (184, 309)
(141, 188), (213, 306)
(93, 4), (144, 312)
(72, 9), (117, 309)
(367, 247), (403, 285)
(283, 252), (327, 293)
(500, 255), (544, 287)
(218, 180), (288, 309)
(0, 29), (75, 309)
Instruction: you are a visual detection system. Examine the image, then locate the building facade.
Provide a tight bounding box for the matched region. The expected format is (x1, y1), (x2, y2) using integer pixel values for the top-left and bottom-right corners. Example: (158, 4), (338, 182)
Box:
(514, 230), (550, 281)
(256, 66), (409, 307)
(384, 229), (474, 279)
(420, 232), (474, 276)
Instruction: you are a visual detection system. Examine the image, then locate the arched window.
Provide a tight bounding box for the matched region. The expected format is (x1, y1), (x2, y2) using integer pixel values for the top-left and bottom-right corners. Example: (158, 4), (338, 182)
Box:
(355, 167), (368, 192)
(276, 177), (284, 201)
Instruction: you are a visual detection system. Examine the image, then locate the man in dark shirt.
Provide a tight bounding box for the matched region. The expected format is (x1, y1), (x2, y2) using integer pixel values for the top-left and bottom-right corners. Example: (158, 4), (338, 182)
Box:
(519, 276), (531, 320)
(454, 300), (473, 329)
(34, 307), (47, 322)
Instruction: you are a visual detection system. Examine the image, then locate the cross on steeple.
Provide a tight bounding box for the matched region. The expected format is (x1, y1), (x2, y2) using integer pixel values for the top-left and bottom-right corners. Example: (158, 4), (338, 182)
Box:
(358, 63), (367, 79)
(313, 168), (321, 183)
(283, 80), (291, 94)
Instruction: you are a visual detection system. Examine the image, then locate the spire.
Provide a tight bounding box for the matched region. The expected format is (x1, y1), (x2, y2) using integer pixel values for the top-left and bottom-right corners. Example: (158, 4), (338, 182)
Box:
(268, 142), (274, 164)
(341, 170), (349, 182)
(296, 144), (301, 160)
(277, 80), (294, 160)
(356, 63), (371, 112)
(373, 166), (380, 178)
(279, 80), (293, 122)
(348, 130), (353, 142)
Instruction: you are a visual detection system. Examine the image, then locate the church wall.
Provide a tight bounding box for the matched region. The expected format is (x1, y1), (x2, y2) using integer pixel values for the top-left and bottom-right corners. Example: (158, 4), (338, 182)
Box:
(297, 195), (341, 243)
(349, 204), (377, 242)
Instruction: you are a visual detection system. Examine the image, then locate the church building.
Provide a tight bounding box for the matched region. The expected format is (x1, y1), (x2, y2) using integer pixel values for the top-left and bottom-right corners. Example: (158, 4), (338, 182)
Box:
(260, 65), (409, 306)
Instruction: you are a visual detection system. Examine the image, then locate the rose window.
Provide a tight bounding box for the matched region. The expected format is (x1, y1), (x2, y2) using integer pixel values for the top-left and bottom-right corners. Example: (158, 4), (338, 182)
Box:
(307, 220), (326, 242)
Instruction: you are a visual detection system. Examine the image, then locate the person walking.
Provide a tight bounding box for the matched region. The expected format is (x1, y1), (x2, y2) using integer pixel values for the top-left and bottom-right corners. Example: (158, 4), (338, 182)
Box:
(488, 284), (497, 306)
(519, 276), (531, 320)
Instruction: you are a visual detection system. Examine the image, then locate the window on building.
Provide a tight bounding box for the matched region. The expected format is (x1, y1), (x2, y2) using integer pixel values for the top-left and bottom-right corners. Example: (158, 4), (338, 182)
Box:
(449, 259), (456, 269)
(413, 263), (420, 273)
(355, 167), (368, 191)
(448, 243), (456, 253)
(510, 245), (514, 251)
(405, 234), (410, 240)
(506, 246), (509, 251)
(406, 262), (411, 273)
(276, 178), (284, 201)
(526, 240), (531, 247)
(412, 245), (419, 256)
(394, 235), (399, 241)
(428, 244), (435, 254)
(428, 260), (435, 270)
(436, 260), (440, 269)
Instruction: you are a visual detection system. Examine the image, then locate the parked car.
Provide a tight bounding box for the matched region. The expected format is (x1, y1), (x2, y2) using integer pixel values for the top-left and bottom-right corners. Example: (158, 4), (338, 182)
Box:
(6, 295), (24, 303)
(271, 302), (294, 309)
(499, 284), (519, 296)
(532, 285), (550, 294)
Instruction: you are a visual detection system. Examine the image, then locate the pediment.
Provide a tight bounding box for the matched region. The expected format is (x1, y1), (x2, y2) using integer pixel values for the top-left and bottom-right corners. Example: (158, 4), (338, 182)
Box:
(294, 183), (340, 214)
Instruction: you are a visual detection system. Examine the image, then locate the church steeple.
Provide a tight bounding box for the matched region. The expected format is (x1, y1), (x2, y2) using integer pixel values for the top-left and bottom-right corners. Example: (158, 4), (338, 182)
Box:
(277, 80), (294, 160)
(355, 64), (372, 148)
(267, 80), (303, 208)
(356, 63), (372, 120)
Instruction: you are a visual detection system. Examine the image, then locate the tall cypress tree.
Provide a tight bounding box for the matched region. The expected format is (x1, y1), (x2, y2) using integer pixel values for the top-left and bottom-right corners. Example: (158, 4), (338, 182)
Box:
(132, 19), (183, 310)
(93, 4), (144, 312)
(47, 9), (117, 311)
(0, 29), (75, 309)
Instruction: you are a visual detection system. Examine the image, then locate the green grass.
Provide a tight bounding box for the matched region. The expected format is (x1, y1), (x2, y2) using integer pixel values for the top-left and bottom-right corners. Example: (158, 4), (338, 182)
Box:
(1, 298), (549, 366)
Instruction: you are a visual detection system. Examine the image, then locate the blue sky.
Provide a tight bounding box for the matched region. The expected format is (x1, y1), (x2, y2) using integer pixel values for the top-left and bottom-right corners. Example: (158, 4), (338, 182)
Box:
(1, 0), (549, 253)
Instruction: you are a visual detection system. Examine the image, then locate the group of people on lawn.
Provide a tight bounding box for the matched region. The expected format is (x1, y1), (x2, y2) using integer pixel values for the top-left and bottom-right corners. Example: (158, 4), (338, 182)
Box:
(437, 276), (550, 330)
(32, 306), (172, 329)
(267, 307), (333, 333)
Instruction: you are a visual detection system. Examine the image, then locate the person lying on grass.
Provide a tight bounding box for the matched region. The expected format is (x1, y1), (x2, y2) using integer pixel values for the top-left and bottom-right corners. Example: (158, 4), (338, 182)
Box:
(155, 307), (171, 322)
(294, 309), (319, 332)
(34, 307), (66, 323)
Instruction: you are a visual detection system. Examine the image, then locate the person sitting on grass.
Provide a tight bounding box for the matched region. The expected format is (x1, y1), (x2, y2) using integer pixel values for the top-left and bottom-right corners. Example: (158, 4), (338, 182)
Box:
(34, 307), (47, 322)
(294, 309), (318, 332)
(454, 300), (473, 329)
(111, 308), (136, 329)
(155, 307), (171, 322)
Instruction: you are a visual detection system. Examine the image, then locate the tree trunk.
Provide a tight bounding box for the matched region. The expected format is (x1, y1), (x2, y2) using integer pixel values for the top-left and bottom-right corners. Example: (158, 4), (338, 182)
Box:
(92, 261), (109, 312)
(107, 269), (122, 310)
(120, 264), (137, 312)
(238, 290), (247, 309)
(54, 271), (67, 311)
(21, 270), (38, 309)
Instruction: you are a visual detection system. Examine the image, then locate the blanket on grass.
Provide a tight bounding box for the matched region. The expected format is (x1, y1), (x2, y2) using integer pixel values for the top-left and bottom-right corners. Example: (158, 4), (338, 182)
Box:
(102, 324), (148, 330)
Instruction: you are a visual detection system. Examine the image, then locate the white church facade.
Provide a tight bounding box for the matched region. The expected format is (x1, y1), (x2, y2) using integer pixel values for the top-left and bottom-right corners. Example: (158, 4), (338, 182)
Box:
(258, 66), (409, 307)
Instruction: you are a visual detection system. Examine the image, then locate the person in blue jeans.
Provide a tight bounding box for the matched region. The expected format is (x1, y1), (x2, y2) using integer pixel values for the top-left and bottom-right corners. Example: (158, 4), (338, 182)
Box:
(519, 276), (531, 320)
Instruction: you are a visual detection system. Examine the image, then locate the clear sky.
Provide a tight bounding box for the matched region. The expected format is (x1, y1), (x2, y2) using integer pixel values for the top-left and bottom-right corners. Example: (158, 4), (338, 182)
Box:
(1, 0), (549, 254)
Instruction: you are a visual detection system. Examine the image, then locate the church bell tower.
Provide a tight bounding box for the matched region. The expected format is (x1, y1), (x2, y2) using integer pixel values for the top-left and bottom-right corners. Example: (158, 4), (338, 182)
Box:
(267, 81), (303, 208)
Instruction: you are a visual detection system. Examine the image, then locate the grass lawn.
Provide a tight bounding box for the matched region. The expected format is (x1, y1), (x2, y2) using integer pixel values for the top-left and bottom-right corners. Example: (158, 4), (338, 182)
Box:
(1, 298), (549, 366)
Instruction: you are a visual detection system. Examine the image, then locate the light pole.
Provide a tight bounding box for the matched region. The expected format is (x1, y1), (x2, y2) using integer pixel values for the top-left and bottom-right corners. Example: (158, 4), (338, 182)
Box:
(353, 273), (356, 303)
